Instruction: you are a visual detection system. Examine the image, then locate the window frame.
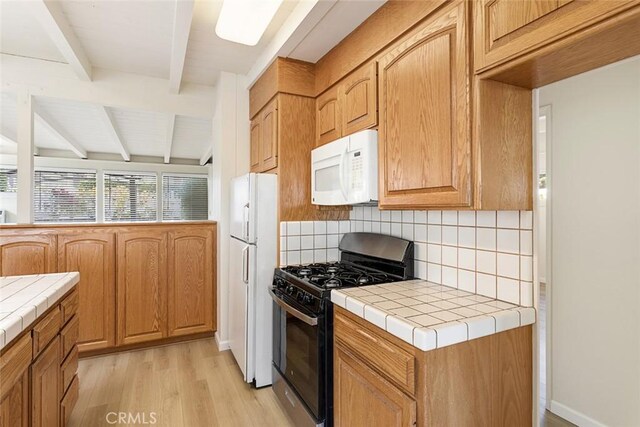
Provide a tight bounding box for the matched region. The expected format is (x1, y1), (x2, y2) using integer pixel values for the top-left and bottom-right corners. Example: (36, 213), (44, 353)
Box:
(161, 172), (210, 222)
(32, 167), (99, 224)
(103, 170), (159, 223)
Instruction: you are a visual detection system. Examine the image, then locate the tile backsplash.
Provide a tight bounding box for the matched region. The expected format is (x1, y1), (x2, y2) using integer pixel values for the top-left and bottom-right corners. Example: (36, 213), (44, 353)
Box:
(279, 207), (533, 307)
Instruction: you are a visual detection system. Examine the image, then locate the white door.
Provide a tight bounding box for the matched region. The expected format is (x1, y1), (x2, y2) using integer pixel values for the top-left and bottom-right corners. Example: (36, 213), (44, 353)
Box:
(228, 236), (250, 380)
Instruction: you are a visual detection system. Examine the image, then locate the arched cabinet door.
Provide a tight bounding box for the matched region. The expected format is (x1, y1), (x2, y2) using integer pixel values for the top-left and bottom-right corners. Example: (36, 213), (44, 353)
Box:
(0, 234), (56, 276)
(250, 117), (262, 172)
(341, 61), (378, 136)
(316, 85), (341, 147)
(57, 231), (115, 352)
(167, 227), (215, 337)
(261, 98), (279, 171)
(377, 1), (471, 209)
(116, 230), (168, 346)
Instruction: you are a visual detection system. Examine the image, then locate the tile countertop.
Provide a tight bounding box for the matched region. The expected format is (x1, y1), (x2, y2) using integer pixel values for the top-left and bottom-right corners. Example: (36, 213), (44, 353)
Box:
(331, 280), (536, 351)
(0, 272), (79, 351)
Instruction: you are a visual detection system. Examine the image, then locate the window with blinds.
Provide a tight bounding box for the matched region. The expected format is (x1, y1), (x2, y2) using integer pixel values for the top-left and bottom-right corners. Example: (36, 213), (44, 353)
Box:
(162, 174), (208, 221)
(34, 170), (97, 223)
(104, 172), (157, 222)
(0, 168), (17, 193)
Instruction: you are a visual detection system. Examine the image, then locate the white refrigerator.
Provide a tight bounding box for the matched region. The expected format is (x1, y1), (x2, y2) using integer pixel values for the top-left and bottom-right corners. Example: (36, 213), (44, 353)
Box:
(228, 173), (277, 388)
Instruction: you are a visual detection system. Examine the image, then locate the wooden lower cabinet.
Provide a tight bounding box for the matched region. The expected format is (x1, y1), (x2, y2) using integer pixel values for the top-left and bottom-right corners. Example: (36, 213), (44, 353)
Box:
(0, 370), (29, 427)
(334, 307), (532, 427)
(57, 232), (115, 352)
(0, 234), (57, 276)
(117, 230), (168, 346)
(334, 346), (416, 427)
(168, 227), (215, 336)
(31, 336), (61, 427)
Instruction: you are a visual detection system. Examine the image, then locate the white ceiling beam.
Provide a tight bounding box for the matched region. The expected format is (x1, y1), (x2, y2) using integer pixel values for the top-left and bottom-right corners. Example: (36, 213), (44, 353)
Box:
(33, 106), (87, 159)
(95, 106), (130, 162)
(2, 55), (215, 118)
(30, 0), (92, 81)
(169, 0), (195, 94)
(199, 147), (212, 166)
(164, 114), (176, 164)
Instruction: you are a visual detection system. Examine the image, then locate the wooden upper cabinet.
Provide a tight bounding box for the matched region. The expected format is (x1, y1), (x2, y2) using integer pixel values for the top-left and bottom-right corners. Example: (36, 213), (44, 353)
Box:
(57, 232), (116, 352)
(378, 1), (471, 208)
(250, 118), (262, 172)
(261, 98), (278, 171)
(250, 98), (278, 173)
(0, 234), (56, 276)
(334, 346), (416, 427)
(474, 0), (636, 72)
(168, 227), (215, 337)
(116, 230), (168, 346)
(316, 85), (341, 147)
(340, 61), (377, 136)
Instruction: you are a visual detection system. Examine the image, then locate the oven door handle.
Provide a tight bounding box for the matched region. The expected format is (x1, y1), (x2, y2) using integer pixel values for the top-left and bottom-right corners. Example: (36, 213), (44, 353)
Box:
(268, 288), (318, 326)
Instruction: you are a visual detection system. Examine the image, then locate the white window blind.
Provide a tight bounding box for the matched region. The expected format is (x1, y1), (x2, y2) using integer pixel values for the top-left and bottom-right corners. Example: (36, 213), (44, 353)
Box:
(34, 170), (97, 223)
(104, 172), (157, 222)
(0, 168), (17, 193)
(162, 174), (208, 221)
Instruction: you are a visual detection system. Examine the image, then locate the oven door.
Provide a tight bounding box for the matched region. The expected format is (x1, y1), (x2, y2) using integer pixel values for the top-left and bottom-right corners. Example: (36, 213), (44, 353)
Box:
(271, 289), (324, 421)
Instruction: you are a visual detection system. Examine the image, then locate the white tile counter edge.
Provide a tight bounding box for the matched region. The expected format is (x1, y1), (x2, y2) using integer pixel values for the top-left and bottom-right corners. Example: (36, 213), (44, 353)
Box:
(331, 281), (536, 351)
(0, 272), (80, 351)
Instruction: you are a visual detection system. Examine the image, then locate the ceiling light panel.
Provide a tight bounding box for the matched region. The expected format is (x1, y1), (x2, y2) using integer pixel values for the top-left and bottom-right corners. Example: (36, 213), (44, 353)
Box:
(215, 0), (284, 46)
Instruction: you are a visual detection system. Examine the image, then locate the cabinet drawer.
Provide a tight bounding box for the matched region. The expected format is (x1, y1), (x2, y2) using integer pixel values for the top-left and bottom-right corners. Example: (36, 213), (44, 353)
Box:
(60, 374), (79, 427)
(60, 315), (79, 360)
(334, 310), (416, 395)
(60, 290), (78, 326)
(0, 333), (32, 399)
(60, 346), (78, 396)
(32, 307), (61, 357)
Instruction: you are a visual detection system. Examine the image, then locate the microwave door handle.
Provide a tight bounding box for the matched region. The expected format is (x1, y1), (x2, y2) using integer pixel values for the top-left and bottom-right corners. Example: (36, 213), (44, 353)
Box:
(338, 147), (349, 202)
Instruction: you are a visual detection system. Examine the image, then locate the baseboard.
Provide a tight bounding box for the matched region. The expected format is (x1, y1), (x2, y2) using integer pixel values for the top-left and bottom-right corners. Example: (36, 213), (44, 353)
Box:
(550, 400), (606, 427)
(215, 332), (230, 351)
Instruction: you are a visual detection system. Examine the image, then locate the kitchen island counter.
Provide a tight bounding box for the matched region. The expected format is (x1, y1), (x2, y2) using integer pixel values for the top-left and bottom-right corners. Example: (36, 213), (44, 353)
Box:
(0, 272), (79, 350)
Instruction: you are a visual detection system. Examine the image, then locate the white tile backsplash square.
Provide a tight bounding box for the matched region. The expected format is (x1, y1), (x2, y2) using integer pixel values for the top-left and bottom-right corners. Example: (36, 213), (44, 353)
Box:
(497, 277), (520, 304)
(380, 210), (391, 222)
(477, 250), (497, 275)
(414, 224), (427, 242)
(314, 221), (327, 235)
(391, 222), (402, 237)
(458, 211), (475, 227)
(497, 211), (520, 229)
(414, 210), (427, 224)
(520, 211), (533, 230)
(458, 227), (476, 248)
(520, 256), (533, 281)
(497, 253), (520, 279)
(339, 220), (350, 233)
(327, 221), (339, 234)
(301, 221), (314, 235)
(402, 223), (414, 240)
(427, 225), (442, 244)
(476, 228), (496, 251)
(520, 230), (533, 255)
(476, 211), (496, 227)
(301, 250), (314, 264)
(402, 210), (414, 223)
(497, 229), (520, 254)
(459, 248), (476, 270)
(427, 263), (442, 284)
(442, 211), (458, 225)
(288, 221), (300, 235)
(301, 235), (313, 250)
(391, 210), (402, 223)
(442, 246), (457, 267)
(458, 269), (476, 293)
(427, 244), (441, 264)
(476, 273), (497, 298)
(427, 210), (442, 224)
(287, 236), (301, 251)
(442, 226), (457, 246)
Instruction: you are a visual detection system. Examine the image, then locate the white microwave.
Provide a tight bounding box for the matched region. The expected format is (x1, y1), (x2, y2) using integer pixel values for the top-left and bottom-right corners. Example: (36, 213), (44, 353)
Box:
(311, 129), (378, 206)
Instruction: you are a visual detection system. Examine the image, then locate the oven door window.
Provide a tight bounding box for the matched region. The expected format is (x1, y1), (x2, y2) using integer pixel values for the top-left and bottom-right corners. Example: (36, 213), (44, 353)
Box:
(282, 310), (321, 418)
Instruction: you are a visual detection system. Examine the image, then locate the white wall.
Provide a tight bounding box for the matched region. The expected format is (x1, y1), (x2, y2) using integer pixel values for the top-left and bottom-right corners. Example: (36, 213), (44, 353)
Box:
(210, 71), (250, 350)
(540, 56), (640, 427)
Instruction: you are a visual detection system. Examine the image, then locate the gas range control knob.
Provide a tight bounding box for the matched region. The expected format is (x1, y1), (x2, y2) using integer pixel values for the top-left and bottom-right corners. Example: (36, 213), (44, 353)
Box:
(286, 285), (295, 295)
(302, 294), (312, 305)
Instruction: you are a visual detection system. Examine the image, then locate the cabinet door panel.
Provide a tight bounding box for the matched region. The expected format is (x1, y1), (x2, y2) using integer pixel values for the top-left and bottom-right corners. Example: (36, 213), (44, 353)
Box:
(58, 232), (115, 352)
(0, 371), (28, 427)
(316, 85), (341, 147)
(0, 235), (56, 276)
(31, 336), (60, 427)
(475, 0), (635, 72)
(250, 118), (262, 172)
(341, 62), (377, 136)
(168, 227), (215, 336)
(117, 231), (167, 346)
(334, 346), (416, 427)
(378, 2), (471, 208)
(261, 98), (278, 171)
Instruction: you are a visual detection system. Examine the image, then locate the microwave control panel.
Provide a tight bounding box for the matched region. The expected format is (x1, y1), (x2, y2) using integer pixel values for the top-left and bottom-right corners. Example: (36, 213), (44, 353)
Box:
(350, 151), (364, 191)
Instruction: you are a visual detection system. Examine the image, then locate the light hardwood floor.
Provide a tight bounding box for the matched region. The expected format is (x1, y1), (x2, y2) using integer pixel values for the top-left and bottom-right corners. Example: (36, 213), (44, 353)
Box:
(69, 339), (295, 427)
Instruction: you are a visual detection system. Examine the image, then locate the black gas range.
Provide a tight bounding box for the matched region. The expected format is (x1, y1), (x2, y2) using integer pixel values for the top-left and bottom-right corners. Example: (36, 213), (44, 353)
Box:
(271, 232), (414, 427)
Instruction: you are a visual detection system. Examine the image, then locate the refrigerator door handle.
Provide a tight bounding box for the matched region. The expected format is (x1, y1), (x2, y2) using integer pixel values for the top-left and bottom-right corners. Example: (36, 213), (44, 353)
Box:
(242, 246), (249, 284)
(242, 203), (250, 241)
